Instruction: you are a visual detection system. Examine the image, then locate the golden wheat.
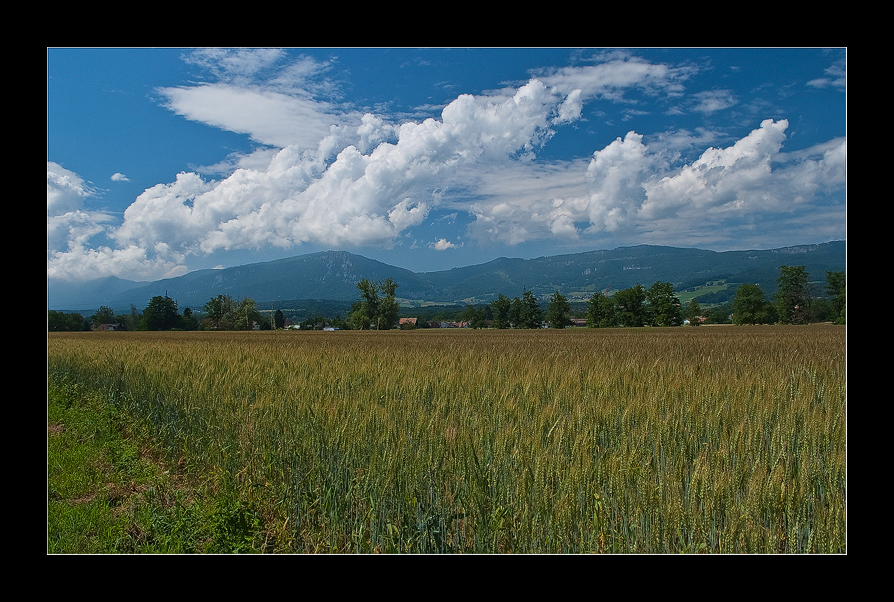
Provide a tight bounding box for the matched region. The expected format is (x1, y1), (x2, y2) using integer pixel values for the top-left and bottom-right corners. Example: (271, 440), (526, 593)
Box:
(47, 325), (846, 553)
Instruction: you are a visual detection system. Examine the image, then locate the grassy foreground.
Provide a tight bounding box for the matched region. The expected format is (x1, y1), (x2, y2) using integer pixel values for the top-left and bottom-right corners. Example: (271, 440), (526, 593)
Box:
(48, 326), (846, 553)
(48, 382), (270, 553)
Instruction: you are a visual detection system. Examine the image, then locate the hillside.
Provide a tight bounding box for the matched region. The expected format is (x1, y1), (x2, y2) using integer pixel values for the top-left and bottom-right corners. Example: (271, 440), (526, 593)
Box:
(47, 241), (846, 312)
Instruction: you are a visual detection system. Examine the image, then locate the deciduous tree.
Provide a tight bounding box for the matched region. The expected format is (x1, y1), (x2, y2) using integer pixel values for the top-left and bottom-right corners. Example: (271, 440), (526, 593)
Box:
(732, 284), (776, 325)
(90, 306), (115, 326)
(614, 284), (647, 328)
(180, 306), (199, 331)
(234, 297), (261, 331)
(203, 294), (236, 330)
(545, 290), (572, 328)
(490, 294), (512, 329)
(140, 295), (180, 331)
(586, 291), (616, 328)
(377, 278), (400, 331)
(705, 303), (733, 325)
(350, 278), (400, 330)
(113, 305), (140, 331)
(462, 305), (487, 329)
(825, 271), (846, 324)
(48, 311), (88, 332)
(685, 299), (702, 326)
(647, 281), (682, 327)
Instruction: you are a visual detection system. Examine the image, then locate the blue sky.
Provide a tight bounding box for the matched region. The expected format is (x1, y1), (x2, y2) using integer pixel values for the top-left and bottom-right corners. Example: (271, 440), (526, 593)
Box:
(48, 48), (846, 282)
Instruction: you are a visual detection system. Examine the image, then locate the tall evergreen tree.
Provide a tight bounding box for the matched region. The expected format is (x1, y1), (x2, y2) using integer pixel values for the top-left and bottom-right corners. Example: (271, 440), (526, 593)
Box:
(516, 290), (544, 329)
(775, 265), (811, 324)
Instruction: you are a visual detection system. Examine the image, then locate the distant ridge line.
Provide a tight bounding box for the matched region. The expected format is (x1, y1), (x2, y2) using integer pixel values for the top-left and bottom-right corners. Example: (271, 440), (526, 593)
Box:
(47, 241), (845, 312)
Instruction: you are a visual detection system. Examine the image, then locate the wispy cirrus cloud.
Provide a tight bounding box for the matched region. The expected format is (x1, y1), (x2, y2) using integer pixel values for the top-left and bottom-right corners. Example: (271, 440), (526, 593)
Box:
(157, 49), (355, 150)
(531, 50), (694, 102)
(689, 89), (738, 113)
(158, 82), (349, 150)
(808, 58), (847, 89)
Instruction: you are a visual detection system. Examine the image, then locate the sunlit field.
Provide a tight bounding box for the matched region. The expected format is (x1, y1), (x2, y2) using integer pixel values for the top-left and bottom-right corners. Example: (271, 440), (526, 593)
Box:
(47, 325), (846, 553)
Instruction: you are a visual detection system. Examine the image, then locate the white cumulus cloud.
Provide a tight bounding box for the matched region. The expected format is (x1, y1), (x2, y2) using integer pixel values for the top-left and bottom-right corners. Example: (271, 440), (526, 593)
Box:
(48, 50), (846, 281)
(49, 76), (585, 281)
(432, 238), (457, 250)
(466, 119), (846, 249)
(48, 161), (91, 216)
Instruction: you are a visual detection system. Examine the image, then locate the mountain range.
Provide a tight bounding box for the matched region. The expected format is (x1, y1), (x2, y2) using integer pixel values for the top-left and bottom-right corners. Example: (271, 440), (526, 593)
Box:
(47, 241), (846, 312)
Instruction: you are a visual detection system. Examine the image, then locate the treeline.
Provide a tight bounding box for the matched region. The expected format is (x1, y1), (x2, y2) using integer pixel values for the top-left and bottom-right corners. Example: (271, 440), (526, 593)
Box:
(583, 266), (845, 328)
(47, 265), (845, 332)
(730, 267), (845, 325)
(584, 281), (687, 328)
(343, 279), (575, 330)
(49, 304), (145, 332)
(458, 265), (845, 329)
(48, 294), (278, 332)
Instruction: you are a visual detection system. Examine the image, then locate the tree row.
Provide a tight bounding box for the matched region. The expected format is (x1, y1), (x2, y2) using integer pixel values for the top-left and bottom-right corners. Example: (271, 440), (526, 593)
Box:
(48, 294), (282, 332)
(47, 265), (845, 332)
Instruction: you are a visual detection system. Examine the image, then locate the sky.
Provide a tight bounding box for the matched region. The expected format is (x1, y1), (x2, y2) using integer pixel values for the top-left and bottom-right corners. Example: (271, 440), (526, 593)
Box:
(47, 48), (847, 282)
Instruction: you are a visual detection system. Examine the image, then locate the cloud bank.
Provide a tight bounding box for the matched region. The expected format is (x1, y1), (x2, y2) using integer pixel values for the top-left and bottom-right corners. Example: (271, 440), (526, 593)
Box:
(48, 51), (847, 282)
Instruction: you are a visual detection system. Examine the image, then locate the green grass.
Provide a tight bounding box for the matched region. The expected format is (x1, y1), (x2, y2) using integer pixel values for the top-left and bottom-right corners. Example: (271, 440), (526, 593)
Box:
(675, 281), (733, 305)
(48, 382), (269, 553)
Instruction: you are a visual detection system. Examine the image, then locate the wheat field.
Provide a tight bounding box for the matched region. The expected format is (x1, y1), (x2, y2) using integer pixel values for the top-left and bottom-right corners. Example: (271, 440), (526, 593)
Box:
(47, 325), (846, 553)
